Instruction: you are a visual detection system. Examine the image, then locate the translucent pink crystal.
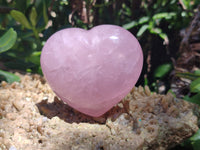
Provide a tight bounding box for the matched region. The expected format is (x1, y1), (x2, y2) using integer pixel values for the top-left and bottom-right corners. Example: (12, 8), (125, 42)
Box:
(40, 25), (143, 117)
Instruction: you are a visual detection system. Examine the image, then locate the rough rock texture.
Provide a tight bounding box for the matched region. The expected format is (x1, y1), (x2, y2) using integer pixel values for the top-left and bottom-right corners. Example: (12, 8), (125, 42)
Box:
(0, 73), (198, 150)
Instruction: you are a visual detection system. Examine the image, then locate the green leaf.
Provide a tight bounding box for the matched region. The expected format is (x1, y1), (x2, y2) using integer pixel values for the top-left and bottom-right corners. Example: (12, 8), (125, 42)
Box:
(179, 0), (191, 10)
(122, 21), (138, 30)
(43, 1), (48, 25)
(190, 129), (200, 141)
(154, 63), (172, 78)
(152, 12), (176, 20)
(159, 33), (168, 41)
(0, 28), (17, 54)
(138, 16), (149, 25)
(123, 17), (150, 30)
(150, 27), (162, 34)
(165, 12), (176, 19)
(190, 78), (200, 93)
(0, 70), (20, 83)
(150, 28), (169, 44)
(194, 70), (200, 76)
(10, 10), (32, 29)
(28, 51), (41, 65)
(137, 24), (149, 37)
(176, 72), (200, 81)
(184, 93), (200, 105)
(149, 27), (169, 43)
(30, 7), (37, 27)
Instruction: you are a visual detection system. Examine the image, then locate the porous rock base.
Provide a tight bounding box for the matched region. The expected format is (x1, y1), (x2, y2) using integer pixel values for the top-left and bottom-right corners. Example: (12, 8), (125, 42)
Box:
(0, 73), (198, 150)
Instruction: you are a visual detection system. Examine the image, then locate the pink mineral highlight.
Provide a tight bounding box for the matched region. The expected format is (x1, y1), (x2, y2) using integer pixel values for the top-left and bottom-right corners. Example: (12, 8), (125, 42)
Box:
(40, 25), (143, 117)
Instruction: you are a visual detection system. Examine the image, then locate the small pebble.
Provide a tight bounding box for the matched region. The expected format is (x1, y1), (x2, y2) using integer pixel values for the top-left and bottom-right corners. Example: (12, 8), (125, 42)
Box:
(42, 117), (48, 122)
(12, 101), (24, 111)
(6, 113), (16, 121)
(9, 146), (17, 150)
(11, 82), (16, 89)
(26, 97), (31, 101)
(1, 81), (7, 88)
(144, 85), (151, 96)
(117, 103), (123, 108)
(42, 96), (48, 100)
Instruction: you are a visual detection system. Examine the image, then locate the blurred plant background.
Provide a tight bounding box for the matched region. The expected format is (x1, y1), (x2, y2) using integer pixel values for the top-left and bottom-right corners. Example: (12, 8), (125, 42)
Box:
(0, 0), (200, 149)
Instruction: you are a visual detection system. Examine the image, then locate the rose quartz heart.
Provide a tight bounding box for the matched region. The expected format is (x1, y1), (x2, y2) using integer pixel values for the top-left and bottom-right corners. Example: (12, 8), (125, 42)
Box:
(41, 25), (143, 117)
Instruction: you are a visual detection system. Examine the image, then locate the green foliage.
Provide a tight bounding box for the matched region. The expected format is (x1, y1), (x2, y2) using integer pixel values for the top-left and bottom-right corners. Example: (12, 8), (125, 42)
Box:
(0, 28), (17, 54)
(189, 129), (200, 150)
(190, 78), (200, 93)
(123, 11), (175, 43)
(184, 93), (200, 105)
(177, 70), (200, 106)
(176, 71), (200, 81)
(30, 7), (38, 27)
(120, 0), (199, 92)
(0, 70), (20, 83)
(154, 63), (172, 78)
(0, 0), (51, 75)
(10, 10), (32, 29)
(0, 28), (19, 83)
(0, 0), (198, 76)
(184, 83), (200, 105)
(179, 71), (200, 150)
(42, 1), (48, 25)
(180, 0), (192, 10)
(176, 70), (200, 149)
(121, 0), (199, 46)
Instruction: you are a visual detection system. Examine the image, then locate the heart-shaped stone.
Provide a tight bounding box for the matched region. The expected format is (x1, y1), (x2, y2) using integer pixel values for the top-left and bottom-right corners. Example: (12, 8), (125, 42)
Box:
(41, 25), (143, 117)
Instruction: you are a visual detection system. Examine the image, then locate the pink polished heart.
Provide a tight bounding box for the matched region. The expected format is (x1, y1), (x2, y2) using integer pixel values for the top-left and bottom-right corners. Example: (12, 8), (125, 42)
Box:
(41, 25), (143, 117)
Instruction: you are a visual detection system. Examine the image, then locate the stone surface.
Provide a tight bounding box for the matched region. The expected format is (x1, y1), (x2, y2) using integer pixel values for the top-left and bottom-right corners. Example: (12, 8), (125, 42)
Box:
(41, 25), (143, 117)
(0, 73), (198, 150)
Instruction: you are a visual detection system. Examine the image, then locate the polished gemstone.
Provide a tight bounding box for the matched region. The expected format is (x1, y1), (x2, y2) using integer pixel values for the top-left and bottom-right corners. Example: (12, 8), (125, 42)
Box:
(40, 25), (143, 117)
